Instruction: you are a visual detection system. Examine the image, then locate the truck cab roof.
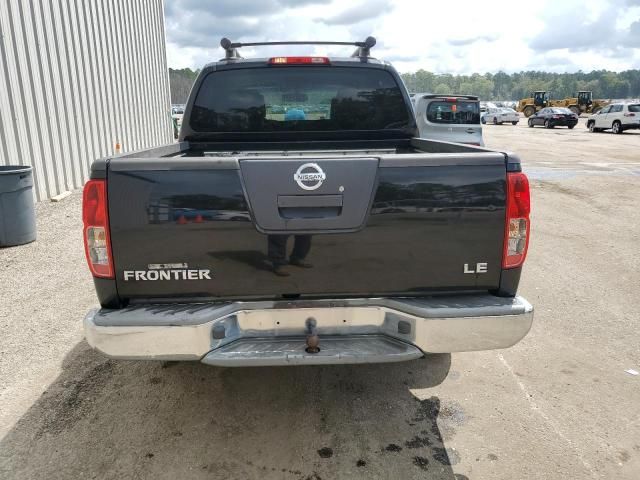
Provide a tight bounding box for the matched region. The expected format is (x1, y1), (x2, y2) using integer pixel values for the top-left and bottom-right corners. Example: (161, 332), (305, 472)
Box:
(202, 55), (395, 72)
(203, 56), (388, 71)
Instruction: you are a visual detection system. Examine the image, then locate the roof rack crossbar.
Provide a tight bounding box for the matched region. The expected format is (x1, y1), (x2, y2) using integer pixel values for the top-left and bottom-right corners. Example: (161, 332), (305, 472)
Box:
(219, 37), (376, 60)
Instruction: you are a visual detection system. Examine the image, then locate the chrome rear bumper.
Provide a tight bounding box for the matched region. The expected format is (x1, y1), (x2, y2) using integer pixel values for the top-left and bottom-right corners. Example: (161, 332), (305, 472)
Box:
(84, 295), (533, 366)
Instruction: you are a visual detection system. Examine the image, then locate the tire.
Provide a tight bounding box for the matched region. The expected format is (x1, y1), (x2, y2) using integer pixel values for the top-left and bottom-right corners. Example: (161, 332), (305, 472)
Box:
(512, 122), (518, 125)
(523, 106), (535, 117)
(568, 125), (574, 129)
(528, 119), (534, 128)
(545, 120), (553, 129)
(612, 121), (623, 134)
(588, 121), (598, 132)
(481, 117), (486, 124)
(493, 117), (498, 125)
(569, 106), (580, 116)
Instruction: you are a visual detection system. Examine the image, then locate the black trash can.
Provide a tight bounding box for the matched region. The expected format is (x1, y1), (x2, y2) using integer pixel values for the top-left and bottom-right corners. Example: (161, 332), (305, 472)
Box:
(0, 165), (37, 247)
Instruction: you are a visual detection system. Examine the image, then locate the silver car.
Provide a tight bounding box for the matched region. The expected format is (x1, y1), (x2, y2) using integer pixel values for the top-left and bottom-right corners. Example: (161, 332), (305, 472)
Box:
(413, 94), (484, 146)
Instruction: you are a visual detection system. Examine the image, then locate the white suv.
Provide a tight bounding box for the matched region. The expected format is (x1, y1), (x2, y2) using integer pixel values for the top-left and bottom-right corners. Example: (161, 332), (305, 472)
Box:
(586, 103), (640, 134)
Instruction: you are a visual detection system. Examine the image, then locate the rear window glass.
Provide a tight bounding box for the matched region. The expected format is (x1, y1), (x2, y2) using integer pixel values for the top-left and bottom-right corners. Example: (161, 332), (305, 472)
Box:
(426, 101), (480, 124)
(190, 67), (412, 132)
(628, 104), (640, 112)
(552, 108), (572, 114)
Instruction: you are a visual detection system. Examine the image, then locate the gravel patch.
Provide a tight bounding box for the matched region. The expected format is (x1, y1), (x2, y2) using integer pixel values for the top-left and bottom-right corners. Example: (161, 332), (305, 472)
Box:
(0, 191), (96, 435)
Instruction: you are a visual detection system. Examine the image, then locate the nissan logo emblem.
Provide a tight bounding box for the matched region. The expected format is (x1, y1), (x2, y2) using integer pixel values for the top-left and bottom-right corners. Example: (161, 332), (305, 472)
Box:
(293, 163), (326, 191)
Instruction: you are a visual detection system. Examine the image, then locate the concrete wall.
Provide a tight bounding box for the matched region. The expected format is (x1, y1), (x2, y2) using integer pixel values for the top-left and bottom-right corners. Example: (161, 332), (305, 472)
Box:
(0, 0), (173, 201)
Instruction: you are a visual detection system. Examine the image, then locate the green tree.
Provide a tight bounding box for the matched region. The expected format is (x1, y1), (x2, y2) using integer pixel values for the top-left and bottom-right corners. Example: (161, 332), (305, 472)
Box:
(459, 82), (474, 95)
(434, 83), (450, 95)
(169, 68), (200, 104)
(473, 78), (495, 100)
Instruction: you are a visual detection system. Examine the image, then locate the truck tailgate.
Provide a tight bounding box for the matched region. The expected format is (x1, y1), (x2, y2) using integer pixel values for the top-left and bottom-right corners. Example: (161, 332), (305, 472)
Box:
(107, 153), (507, 302)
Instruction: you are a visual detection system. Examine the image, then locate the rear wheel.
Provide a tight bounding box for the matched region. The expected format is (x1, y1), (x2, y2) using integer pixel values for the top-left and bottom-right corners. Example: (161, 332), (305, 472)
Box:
(568, 125), (575, 129)
(545, 120), (553, 129)
(528, 119), (534, 128)
(612, 121), (623, 134)
(493, 117), (498, 125)
(523, 106), (535, 117)
(512, 121), (518, 125)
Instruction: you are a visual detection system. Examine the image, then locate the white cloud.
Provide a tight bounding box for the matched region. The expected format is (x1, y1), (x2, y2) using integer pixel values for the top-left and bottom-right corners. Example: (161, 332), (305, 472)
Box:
(164, 0), (640, 73)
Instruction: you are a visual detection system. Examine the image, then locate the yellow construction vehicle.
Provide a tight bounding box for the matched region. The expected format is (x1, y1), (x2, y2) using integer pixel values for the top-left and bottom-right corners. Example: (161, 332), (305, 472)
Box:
(517, 91), (550, 117)
(551, 91), (610, 116)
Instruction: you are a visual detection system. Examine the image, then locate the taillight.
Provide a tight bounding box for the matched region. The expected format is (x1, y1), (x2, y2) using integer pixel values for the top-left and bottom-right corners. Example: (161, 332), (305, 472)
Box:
(268, 56), (329, 65)
(503, 172), (530, 269)
(82, 179), (114, 278)
(552, 115), (561, 119)
(624, 112), (635, 117)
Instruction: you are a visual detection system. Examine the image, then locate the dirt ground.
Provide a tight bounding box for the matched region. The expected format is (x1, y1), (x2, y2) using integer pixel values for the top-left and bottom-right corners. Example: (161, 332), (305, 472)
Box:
(1, 118), (639, 480)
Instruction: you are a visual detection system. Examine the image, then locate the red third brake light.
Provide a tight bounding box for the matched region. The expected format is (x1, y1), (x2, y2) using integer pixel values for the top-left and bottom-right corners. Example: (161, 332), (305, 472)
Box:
(503, 172), (531, 269)
(268, 56), (330, 65)
(82, 179), (114, 278)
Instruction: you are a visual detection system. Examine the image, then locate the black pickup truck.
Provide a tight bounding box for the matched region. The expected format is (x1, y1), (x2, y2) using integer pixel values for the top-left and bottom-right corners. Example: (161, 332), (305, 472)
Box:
(83, 38), (532, 366)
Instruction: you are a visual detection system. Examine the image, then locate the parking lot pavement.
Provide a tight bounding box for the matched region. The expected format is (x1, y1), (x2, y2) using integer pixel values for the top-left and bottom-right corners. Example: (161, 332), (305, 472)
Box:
(485, 116), (640, 177)
(1, 122), (639, 479)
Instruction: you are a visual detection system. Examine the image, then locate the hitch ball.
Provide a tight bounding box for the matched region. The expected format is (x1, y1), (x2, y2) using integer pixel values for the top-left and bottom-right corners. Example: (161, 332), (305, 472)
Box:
(305, 317), (320, 354)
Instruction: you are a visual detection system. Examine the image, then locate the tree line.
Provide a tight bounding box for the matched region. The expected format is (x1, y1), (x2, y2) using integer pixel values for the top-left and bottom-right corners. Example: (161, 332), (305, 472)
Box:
(400, 70), (640, 101)
(169, 68), (199, 104)
(169, 68), (640, 104)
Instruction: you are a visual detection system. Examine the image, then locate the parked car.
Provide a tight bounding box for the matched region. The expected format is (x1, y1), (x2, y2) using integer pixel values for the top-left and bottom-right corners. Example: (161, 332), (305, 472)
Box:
(413, 94), (484, 145)
(82, 37), (532, 367)
(586, 103), (640, 133)
(527, 107), (578, 129)
(479, 101), (498, 113)
(482, 107), (519, 125)
(171, 104), (185, 139)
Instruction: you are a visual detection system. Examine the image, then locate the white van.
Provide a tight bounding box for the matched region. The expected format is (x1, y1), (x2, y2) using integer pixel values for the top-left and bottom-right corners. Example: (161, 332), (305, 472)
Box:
(412, 94), (484, 146)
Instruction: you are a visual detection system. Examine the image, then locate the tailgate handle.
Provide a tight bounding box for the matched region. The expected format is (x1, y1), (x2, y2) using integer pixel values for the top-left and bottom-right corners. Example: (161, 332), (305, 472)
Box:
(277, 195), (343, 208)
(277, 195), (343, 220)
(466, 128), (476, 134)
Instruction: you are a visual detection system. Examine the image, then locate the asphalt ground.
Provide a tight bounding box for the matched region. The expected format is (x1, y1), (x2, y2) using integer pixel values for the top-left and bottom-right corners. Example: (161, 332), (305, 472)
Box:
(0, 118), (638, 479)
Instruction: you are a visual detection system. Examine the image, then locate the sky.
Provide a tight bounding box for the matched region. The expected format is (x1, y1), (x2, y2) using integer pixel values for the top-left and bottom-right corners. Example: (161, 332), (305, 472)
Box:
(164, 0), (640, 74)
